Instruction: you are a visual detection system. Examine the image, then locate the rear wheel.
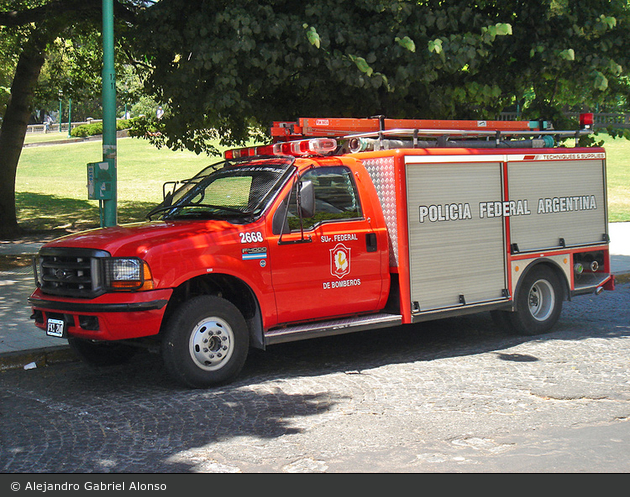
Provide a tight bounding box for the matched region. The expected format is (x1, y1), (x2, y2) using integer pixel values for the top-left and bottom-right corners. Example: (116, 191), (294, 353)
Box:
(498, 265), (564, 336)
(161, 295), (249, 388)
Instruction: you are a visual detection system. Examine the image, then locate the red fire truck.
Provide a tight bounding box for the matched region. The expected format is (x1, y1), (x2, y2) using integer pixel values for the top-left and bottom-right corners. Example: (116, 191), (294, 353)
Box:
(29, 116), (614, 387)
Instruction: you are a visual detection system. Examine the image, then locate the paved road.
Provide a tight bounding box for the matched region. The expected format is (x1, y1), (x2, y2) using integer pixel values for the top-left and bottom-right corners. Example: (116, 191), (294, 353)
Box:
(1, 282), (629, 473)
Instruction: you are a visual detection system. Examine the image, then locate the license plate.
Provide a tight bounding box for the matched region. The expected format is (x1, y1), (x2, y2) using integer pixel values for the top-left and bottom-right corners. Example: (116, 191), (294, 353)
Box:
(46, 318), (66, 338)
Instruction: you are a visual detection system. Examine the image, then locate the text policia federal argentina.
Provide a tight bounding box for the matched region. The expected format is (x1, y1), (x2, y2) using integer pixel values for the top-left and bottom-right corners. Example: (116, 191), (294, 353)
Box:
(419, 195), (597, 223)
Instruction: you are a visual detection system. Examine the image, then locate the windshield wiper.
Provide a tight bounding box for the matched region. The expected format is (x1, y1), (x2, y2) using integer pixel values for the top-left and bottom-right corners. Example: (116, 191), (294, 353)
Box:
(192, 204), (249, 215)
(149, 204), (255, 222)
(146, 204), (178, 220)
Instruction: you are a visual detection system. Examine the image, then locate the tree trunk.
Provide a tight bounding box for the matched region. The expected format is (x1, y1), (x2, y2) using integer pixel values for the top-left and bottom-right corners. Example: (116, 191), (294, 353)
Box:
(0, 40), (47, 238)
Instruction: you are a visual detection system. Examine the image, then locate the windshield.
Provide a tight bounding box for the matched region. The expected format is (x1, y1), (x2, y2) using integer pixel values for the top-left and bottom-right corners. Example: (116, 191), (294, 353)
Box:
(147, 157), (295, 222)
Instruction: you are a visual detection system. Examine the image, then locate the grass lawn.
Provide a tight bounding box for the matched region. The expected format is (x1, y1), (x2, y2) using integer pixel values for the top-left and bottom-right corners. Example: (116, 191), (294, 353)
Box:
(13, 132), (630, 234)
(598, 134), (630, 222)
(17, 136), (225, 232)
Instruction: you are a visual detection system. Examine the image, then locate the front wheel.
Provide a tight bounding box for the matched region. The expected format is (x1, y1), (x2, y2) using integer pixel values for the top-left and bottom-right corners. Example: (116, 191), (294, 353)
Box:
(499, 265), (564, 336)
(161, 295), (249, 388)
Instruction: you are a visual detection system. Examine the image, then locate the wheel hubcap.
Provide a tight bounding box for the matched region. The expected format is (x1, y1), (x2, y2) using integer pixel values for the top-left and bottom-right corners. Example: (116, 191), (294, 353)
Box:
(189, 317), (234, 371)
(528, 279), (555, 322)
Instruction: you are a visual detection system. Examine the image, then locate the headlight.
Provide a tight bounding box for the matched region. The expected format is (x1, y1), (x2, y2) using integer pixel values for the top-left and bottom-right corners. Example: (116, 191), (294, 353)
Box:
(103, 258), (154, 291)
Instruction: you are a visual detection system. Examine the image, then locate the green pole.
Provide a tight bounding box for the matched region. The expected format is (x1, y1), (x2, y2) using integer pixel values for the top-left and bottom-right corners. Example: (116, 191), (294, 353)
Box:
(58, 99), (62, 133)
(101, 0), (117, 227)
(67, 98), (72, 138)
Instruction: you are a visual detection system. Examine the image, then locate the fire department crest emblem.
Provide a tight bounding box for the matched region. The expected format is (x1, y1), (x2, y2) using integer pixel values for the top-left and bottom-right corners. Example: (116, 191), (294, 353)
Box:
(330, 243), (351, 279)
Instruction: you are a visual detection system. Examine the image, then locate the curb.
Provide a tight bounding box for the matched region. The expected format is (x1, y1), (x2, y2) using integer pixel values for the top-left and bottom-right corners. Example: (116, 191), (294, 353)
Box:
(0, 345), (77, 372)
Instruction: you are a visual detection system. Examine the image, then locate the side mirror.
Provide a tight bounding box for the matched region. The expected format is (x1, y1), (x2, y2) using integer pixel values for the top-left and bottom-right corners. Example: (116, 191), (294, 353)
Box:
(162, 181), (178, 202)
(299, 180), (315, 218)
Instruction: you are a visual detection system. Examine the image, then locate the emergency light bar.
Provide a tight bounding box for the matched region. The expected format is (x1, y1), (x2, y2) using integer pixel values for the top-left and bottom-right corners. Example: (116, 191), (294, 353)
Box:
(225, 138), (337, 159)
(224, 144), (275, 159)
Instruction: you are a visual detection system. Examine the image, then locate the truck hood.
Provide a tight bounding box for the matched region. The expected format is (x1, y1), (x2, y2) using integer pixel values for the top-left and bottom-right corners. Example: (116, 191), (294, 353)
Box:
(42, 220), (239, 259)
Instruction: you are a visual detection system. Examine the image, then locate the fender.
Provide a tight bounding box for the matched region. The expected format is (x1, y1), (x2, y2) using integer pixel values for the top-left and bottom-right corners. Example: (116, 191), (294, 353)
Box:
(511, 258), (569, 310)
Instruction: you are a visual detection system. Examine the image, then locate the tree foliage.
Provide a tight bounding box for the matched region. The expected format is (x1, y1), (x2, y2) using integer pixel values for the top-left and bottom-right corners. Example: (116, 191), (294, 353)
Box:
(0, 0), (143, 236)
(131, 0), (630, 153)
(2, 0), (630, 236)
(484, 0), (630, 123)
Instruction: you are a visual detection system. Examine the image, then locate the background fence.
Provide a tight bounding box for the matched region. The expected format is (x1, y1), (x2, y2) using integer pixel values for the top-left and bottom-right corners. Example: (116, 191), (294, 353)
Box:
(26, 118), (103, 134)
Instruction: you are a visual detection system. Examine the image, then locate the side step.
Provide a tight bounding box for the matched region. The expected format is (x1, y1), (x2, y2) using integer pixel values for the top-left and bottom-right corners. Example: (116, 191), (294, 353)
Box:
(264, 313), (403, 346)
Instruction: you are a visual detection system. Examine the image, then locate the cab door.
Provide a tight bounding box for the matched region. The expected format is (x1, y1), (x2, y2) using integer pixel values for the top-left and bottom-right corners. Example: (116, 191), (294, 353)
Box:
(267, 163), (387, 325)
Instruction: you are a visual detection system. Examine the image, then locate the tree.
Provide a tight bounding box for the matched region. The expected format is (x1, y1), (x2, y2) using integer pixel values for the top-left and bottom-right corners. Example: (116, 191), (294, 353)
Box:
(0, 20), (20, 118)
(472, 0), (630, 124)
(0, 0), (140, 237)
(130, 0), (630, 153)
(3, 1), (630, 236)
(35, 35), (105, 123)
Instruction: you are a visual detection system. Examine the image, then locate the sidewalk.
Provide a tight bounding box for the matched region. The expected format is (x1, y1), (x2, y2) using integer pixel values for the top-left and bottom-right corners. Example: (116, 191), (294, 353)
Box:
(1, 223), (629, 371)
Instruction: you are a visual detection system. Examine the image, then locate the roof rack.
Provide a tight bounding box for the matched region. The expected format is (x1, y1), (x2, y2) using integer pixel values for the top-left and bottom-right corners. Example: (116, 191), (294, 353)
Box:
(224, 115), (595, 159)
(270, 117), (545, 141)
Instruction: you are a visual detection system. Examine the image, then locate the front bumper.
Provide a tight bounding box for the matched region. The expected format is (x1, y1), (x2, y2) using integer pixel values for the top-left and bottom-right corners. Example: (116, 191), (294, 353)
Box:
(29, 288), (173, 341)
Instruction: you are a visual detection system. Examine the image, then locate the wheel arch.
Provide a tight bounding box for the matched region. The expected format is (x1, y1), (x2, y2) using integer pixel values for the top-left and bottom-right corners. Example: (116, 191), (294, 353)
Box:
(161, 273), (265, 349)
(512, 258), (569, 312)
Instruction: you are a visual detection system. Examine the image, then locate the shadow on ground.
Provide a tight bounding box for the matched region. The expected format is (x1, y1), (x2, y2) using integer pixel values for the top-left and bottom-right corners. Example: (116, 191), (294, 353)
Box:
(14, 192), (156, 237)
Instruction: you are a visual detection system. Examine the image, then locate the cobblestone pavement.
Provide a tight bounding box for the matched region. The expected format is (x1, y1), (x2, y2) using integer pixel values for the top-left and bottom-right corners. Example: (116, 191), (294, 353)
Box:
(1, 283), (629, 473)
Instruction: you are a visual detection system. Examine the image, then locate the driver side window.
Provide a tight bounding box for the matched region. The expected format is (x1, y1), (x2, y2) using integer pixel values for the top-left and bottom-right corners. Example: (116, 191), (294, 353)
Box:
(286, 166), (362, 231)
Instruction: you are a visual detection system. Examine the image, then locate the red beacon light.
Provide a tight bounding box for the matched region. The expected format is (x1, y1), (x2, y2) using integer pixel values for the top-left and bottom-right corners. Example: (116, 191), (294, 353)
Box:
(224, 144), (274, 159)
(580, 113), (594, 128)
(225, 138), (337, 159)
(274, 138), (337, 156)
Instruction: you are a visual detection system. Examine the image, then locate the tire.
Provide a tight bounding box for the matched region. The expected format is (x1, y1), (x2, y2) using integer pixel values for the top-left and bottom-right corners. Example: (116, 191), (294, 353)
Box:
(503, 265), (564, 336)
(161, 295), (249, 388)
(68, 337), (137, 367)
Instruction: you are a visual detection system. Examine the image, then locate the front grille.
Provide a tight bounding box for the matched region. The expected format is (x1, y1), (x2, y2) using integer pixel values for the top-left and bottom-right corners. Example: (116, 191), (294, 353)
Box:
(37, 248), (110, 298)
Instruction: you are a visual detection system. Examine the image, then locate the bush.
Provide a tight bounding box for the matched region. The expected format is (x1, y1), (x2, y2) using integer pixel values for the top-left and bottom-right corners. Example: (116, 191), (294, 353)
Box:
(71, 123), (102, 137)
(70, 119), (133, 138)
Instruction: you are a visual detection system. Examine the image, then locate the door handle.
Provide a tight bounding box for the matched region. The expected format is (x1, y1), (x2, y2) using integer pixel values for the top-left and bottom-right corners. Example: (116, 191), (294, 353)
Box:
(366, 232), (377, 252)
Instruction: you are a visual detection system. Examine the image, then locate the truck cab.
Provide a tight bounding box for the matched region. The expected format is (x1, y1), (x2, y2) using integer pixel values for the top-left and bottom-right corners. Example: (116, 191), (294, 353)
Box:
(30, 151), (393, 387)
